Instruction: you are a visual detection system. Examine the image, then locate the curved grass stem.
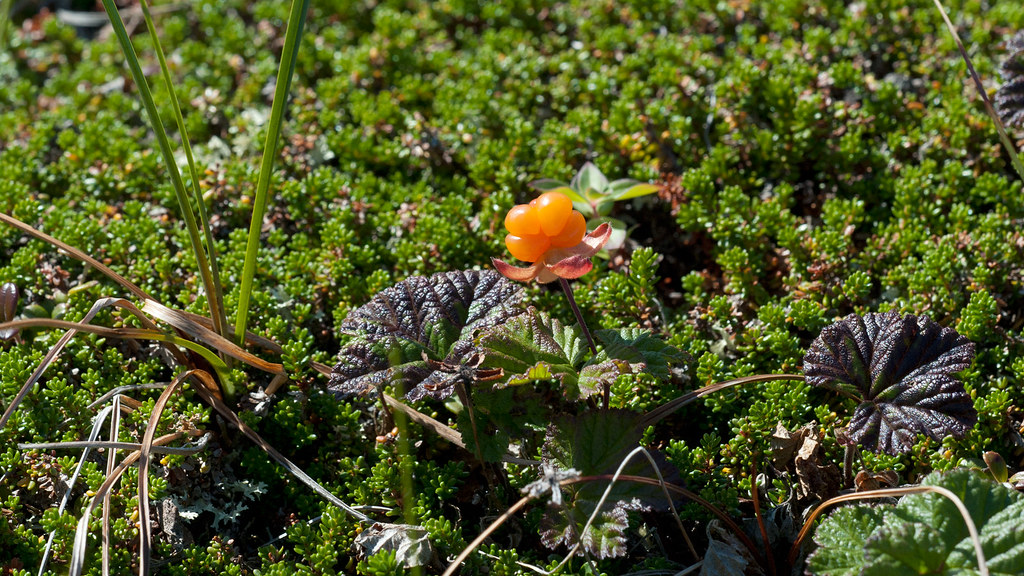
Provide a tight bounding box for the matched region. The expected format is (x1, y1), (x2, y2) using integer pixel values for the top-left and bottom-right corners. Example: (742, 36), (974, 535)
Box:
(787, 486), (989, 576)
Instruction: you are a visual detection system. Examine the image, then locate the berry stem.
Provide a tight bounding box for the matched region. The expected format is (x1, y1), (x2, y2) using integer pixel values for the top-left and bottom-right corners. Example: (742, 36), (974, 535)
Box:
(559, 278), (598, 356)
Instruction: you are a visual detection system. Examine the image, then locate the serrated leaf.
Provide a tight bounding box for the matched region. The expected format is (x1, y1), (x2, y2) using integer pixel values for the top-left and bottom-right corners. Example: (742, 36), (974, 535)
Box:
(578, 360), (630, 398)
(329, 270), (523, 400)
(540, 497), (637, 559)
(478, 309), (585, 398)
(863, 523), (948, 576)
(803, 312), (976, 454)
(808, 470), (1024, 576)
(594, 328), (685, 381)
(543, 410), (644, 476)
(807, 506), (887, 576)
(458, 385), (552, 462)
(579, 504), (633, 559)
(539, 410), (680, 558)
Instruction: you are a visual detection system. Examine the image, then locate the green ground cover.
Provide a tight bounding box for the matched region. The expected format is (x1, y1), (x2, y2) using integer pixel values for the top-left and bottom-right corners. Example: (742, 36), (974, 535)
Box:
(1, 0), (1024, 574)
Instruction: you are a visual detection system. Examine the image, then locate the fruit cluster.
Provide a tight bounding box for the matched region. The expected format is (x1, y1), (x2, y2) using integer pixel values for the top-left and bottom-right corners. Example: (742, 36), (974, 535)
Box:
(503, 192), (586, 262)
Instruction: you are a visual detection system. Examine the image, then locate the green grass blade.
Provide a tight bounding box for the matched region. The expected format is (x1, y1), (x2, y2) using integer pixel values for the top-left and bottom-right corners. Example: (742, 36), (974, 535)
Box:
(136, 0), (228, 339)
(931, 0), (1024, 185)
(98, 0), (228, 343)
(233, 0), (311, 343)
(0, 0), (11, 49)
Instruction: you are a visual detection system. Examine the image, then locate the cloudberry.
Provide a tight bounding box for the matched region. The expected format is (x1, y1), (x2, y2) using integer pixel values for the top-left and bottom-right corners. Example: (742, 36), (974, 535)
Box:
(504, 192), (586, 262)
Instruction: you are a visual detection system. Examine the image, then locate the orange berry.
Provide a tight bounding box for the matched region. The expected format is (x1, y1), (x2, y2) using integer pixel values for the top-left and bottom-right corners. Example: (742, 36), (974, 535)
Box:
(549, 210), (586, 247)
(534, 192), (574, 236)
(505, 233), (550, 263)
(504, 204), (541, 236)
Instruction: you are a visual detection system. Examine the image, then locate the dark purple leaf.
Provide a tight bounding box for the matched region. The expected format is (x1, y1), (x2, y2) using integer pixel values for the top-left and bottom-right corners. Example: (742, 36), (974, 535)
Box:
(804, 311), (976, 455)
(328, 270), (523, 400)
(996, 31), (1024, 129)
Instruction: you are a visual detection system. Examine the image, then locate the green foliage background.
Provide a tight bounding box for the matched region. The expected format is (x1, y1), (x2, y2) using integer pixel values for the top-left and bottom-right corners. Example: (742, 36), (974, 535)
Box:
(1, 0), (1024, 573)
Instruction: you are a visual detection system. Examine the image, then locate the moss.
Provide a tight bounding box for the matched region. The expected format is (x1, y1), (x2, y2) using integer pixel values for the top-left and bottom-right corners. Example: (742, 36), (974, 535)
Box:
(1, 0), (1024, 572)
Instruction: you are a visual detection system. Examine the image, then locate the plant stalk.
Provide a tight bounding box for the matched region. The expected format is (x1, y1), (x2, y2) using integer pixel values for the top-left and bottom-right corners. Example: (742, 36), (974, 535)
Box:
(559, 278), (597, 356)
(558, 278), (605, 407)
(843, 444), (856, 489)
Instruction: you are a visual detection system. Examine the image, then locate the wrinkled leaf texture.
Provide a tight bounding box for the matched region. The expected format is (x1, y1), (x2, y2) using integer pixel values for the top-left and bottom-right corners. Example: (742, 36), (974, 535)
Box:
(329, 270), (523, 401)
(996, 30), (1024, 128)
(539, 410), (680, 558)
(478, 309), (585, 397)
(478, 313), (685, 399)
(804, 311), (976, 454)
(808, 469), (1024, 576)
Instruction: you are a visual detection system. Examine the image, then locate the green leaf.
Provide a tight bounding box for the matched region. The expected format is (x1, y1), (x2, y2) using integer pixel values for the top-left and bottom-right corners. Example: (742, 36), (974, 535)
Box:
(863, 523), (948, 576)
(457, 383), (552, 462)
(578, 360), (629, 398)
(807, 506), (886, 576)
(539, 410), (679, 558)
(100, 0), (229, 349)
(235, 0), (312, 342)
(610, 182), (660, 201)
(593, 328), (686, 381)
(478, 309), (584, 398)
(543, 410), (644, 476)
(530, 178), (570, 192)
(571, 162), (610, 196)
(808, 470), (1024, 576)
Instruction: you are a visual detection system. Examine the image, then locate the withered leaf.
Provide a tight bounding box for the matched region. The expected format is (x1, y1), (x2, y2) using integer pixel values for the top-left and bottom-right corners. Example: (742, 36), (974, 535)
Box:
(803, 311), (976, 455)
(329, 270), (523, 401)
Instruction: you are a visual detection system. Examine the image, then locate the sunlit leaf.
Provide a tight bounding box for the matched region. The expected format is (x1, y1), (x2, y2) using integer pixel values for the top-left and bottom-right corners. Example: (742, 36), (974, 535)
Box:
(808, 470), (1024, 576)
(803, 312), (976, 454)
(807, 506), (886, 576)
(477, 309), (584, 398)
(594, 328), (686, 382)
(571, 162), (609, 196)
(611, 182), (660, 201)
(328, 270), (523, 401)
